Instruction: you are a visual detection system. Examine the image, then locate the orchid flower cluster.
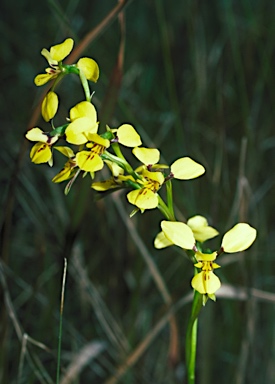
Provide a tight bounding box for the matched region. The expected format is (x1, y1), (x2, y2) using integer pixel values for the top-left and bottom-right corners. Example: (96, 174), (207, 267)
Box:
(26, 38), (257, 302)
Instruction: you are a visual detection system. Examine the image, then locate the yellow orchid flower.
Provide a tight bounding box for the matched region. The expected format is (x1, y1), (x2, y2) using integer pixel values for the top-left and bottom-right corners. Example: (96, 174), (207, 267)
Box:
(155, 220), (257, 296)
(25, 127), (59, 166)
(191, 251), (221, 295)
(127, 169), (165, 210)
(34, 38), (74, 86)
(187, 215), (219, 243)
(65, 101), (98, 145)
(34, 38), (100, 87)
(76, 134), (110, 172)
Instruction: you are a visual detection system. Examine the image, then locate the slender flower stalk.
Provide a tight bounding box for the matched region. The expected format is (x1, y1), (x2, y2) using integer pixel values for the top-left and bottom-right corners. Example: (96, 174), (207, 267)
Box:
(157, 195), (175, 221)
(185, 278), (203, 384)
(165, 180), (175, 220)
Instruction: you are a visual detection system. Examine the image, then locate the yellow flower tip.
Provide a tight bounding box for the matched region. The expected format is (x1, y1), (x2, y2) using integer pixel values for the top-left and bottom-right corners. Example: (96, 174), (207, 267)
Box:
(77, 57), (100, 82)
(160, 221), (196, 250)
(49, 38), (74, 62)
(117, 124), (142, 147)
(171, 157), (205, 180)
(133, 147), (160, 165)
(207, 293), (216, 302)
(41, 91), (59, 122)
(221, 223), (257, 253)
(191, 271), (221, 295)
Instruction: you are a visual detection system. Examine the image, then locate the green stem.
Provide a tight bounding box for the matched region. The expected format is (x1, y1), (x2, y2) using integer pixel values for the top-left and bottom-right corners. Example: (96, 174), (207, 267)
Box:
(157, 195), (175, 221)
(56, 258), (68, 384)
(165, 180), (175, 219)
(102, 150), (134, 174)
(111, 142), (130, 163)
(185, 285), (203, 384)
(51, 73), (66, 93)
(79, 69), (91, 101)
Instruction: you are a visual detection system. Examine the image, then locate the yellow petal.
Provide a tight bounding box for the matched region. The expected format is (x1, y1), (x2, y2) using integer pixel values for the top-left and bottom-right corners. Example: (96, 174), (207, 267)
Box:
(91, 179), (119, 191)
(171, 157), (205, 180)
(41, 49), (57, 66)
(212, 262), (221, 270)
(194, 262), (203, 268)
(30, 143), (52, 164)
(76, 151), (104, 172)
(194, 227), (219, 243)
(34, 73), (57, 86)
(117, 124), (142, 147)
(133, 147), (160, 165)
(221, 223), (257, 253)
(69, 101), (97, 122)
(49, 38), (74, 62)
(54, 146), (75, 158)
(127, 189), (159, 209)
(127, 189), (144, 206)
(86, 133), (110, 148)
(65, 117), (95, 145)
(52, 162), (73, 183)
(26, 128), (48, 142)
(191, 271), (221, 294)
(195, 251), (217, 262)
(187, 215), (219, 243)
(187, 215), (208, 228)
(105, 160), (124, 177)
(77, 57), (99, 82)
(142, 169), (164, 184)
(41, 91), (59, 122)
(161, 221), (195, 250)
(154, 231), (173, 249)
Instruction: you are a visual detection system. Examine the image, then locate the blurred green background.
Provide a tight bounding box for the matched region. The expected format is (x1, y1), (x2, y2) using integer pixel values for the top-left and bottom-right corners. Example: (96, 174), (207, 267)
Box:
(1, 0), (275, 383)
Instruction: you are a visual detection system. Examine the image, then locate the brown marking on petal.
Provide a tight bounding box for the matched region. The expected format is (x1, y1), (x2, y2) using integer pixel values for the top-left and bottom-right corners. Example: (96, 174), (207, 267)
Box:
(91, 143), (105, 155)
(37, 144), (47, 152)
(88, 153), (95, 160)
(144, 179), (160, 193)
